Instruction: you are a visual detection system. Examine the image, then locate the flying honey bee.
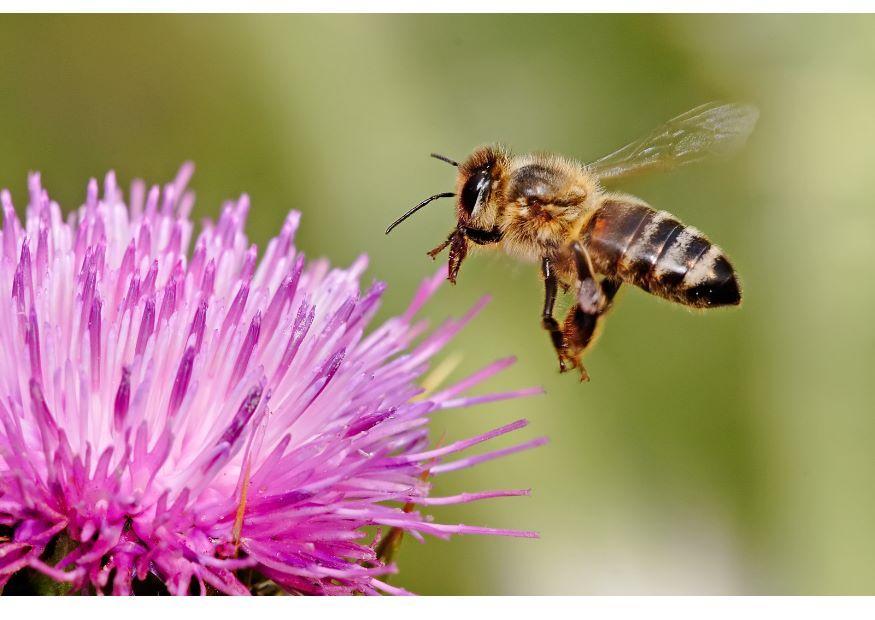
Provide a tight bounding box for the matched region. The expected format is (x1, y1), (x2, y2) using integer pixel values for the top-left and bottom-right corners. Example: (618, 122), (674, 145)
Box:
(386, 102), (758, 381)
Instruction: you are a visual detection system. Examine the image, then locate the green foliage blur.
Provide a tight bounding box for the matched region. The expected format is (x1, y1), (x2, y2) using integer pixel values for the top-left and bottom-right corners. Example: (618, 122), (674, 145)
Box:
(1, 14), (873, 594)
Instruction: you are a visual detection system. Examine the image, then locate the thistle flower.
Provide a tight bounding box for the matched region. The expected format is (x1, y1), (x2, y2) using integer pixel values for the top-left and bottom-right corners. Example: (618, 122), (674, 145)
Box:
(0, 164), (545, 595)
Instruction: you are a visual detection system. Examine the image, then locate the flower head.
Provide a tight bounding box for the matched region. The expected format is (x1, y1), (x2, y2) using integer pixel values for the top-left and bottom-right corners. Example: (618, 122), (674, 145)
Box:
(0, 164), (544, 595)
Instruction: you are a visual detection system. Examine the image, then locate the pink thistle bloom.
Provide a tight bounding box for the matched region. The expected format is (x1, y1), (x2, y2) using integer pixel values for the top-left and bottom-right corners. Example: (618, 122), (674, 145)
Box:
(0, 164), (545, 595)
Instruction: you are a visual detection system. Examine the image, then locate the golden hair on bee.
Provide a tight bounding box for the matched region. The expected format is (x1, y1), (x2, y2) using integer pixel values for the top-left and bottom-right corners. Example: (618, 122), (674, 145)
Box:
(386, 102), (758, 381)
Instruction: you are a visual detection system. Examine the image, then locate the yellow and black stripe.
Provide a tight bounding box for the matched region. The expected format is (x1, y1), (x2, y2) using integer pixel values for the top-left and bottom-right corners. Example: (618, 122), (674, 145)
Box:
(581, 200), (740, 308)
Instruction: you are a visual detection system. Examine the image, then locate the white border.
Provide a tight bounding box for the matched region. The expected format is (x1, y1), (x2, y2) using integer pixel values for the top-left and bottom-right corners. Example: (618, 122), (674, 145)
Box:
(0, 1), (863, 13)
(2, 596), (875, 616)
(0, 0), (864, 608)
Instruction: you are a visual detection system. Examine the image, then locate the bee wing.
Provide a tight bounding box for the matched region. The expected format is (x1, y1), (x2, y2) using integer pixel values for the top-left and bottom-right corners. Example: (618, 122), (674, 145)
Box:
(588, 102), (759, 181)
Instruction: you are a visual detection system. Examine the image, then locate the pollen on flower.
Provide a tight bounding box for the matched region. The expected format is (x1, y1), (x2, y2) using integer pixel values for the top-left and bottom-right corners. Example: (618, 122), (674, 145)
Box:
(0, 163), (546, 595)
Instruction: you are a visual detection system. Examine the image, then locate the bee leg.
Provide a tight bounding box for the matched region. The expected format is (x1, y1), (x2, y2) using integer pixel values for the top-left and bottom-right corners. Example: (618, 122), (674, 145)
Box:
(601, 277), (622, 304)
(428, 228), (468, 285)
(562, 306), (596, 382)
(427, 228), (456, 259)
(540, 256), (573, 373)
(446, 230), (469, 285)
(561, 242), (621, 382)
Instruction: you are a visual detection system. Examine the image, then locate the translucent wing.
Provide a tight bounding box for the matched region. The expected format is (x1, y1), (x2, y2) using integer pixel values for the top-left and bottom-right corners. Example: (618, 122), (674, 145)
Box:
(589, 102), (759, 181)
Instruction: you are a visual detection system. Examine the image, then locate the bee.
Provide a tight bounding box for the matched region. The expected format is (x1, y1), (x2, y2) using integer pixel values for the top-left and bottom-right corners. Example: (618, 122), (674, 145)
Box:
(386, 102), (758, 381)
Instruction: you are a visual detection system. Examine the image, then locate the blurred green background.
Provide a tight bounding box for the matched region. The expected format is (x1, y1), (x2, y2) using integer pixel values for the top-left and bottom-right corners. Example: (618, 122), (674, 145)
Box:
(1, 14), (873, 594)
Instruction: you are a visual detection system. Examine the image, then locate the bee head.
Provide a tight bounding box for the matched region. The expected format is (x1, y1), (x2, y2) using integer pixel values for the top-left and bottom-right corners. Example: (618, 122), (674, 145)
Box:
(454, 145), (508, 232)
(384, 146), (508, 238)
(384, 146), (508, 284)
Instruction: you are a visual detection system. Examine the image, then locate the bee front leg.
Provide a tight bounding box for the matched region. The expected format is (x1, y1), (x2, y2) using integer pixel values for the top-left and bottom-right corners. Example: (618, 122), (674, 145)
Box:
(541, 256), (574, 373)
(561, 242), (622, 382)
(428, 228), (469, 285)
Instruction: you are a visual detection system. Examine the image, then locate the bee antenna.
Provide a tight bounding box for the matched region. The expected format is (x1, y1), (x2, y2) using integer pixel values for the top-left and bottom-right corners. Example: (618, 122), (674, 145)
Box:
(385, 192), (455, 235)
(430, 153), (459, 167)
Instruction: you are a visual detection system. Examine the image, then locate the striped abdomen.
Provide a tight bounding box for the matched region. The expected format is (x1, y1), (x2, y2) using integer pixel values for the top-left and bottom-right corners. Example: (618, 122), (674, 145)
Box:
(580, 199), (741, 308)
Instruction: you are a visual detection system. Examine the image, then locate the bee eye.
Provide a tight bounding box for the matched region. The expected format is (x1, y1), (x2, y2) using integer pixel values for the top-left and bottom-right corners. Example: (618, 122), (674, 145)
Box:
(460, 169), (492, 215)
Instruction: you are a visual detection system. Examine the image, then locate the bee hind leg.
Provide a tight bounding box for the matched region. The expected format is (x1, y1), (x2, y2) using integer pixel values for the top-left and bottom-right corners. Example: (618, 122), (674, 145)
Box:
(560, 243), (622, 382)
(561, 307), (597, 382)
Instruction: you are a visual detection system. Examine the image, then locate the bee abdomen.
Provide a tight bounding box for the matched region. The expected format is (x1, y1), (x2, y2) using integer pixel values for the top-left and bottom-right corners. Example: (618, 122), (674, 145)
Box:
(581, 200), (741, 308)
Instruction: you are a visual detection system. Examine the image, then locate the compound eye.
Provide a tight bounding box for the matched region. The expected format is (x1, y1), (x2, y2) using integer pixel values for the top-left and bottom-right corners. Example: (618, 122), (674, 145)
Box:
(460, 168), (492, 215)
